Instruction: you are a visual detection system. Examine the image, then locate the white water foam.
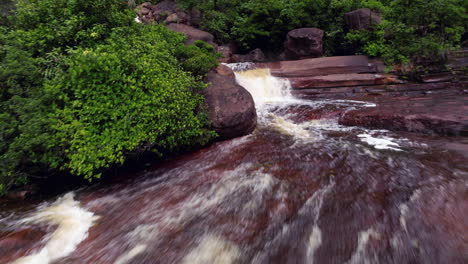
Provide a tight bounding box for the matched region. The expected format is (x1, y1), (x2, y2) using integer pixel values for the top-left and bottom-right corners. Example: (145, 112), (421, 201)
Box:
(114, 244), (148, 264)
(269, 114), (312, 140)
(307, 225), (322, 263)
(358, 133), (403, 151)
(117, 164), (275, 259)
(347, 228), (380, 264)
(12, 193), (98, 264)
(182, 234), (241, 264)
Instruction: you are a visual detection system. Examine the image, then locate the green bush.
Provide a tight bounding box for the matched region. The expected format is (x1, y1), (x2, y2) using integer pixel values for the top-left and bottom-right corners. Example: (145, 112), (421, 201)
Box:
(175, 40), (219, 77)
(45, 25), (215, 179)
(178, 0), (466, 65)
(346, 0), (466, 66)
(0, 0), (218, 193)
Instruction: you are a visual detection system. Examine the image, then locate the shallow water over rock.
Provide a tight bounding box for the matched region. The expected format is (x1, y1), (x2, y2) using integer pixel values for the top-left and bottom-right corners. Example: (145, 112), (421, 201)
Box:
(1, 68), (467, 264)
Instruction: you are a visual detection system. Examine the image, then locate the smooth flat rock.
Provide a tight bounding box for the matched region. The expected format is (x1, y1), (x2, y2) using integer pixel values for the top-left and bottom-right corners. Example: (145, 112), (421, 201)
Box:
(339, 93), (468, 136)
(258, 56), (381, 78)
(292, 81), (468, 99)
(289, 73), (403, 89)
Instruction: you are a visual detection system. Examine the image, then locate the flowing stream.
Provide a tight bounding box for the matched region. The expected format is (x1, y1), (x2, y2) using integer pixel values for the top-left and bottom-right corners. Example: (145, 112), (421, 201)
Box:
(1, 65), (467, 264)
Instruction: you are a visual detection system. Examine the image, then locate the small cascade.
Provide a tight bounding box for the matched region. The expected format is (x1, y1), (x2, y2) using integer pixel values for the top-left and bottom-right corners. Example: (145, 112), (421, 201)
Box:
(227, 64), (293, 105)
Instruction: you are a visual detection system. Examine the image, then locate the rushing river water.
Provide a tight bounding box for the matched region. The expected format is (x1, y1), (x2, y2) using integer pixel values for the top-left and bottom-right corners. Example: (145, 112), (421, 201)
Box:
(1, 66), (467, 264)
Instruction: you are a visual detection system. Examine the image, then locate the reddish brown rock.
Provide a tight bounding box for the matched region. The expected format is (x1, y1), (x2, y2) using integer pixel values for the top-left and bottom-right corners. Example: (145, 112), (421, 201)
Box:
(339, 94), (468, 136)
(217, 45), (234, 63)
(203, 65), (257, 139)
(284, 28), (324, 60)
(289, 73), (403, 89)
(259, 56), (380, 78)
(0, 228), (47, 263)
(292, 81), (468, 99)
(345, 8), (381, 30)
(166, 23), (217, 47)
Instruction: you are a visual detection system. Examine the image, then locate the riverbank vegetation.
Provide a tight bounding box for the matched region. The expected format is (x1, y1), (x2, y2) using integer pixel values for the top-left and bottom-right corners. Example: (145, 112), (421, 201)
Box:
(178, 0), (466, 64)
(0, 0), (217, 194)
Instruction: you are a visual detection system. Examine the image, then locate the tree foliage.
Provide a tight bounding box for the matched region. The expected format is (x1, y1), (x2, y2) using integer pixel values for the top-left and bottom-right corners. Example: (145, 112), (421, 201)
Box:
(178, 0), (466, 62)
(0, 0), (217, 193)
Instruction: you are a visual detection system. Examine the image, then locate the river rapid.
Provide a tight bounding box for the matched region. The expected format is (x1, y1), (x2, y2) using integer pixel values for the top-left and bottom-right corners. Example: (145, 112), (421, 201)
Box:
(1, 65), (467, 264)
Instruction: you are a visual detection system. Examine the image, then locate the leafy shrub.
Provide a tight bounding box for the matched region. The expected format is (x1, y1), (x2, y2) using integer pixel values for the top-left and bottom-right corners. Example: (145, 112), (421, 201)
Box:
(179, 0), (466, 65)
(0, 0), (218, 193)
(44, 25), (215, 179)
(175, 40), (219, 76)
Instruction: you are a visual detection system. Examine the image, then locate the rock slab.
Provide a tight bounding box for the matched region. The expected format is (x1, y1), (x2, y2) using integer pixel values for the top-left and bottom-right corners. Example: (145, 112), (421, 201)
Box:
(289, 73), (403, 89)
(339, 93), (468, 137)
(259, 56), (379, 78)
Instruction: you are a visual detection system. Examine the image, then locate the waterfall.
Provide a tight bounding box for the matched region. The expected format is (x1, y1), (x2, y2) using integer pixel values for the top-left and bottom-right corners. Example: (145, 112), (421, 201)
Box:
(226, 64), (293, 105)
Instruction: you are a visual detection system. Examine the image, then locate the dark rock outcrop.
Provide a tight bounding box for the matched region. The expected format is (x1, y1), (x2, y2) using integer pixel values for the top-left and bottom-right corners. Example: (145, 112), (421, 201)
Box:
(166, 23), (217, 47)
(217, 45), (234, 63)
(284, 28), (324, 60)
(203, 65), (257, 139)
(152, 0), (177, 16)
(188, 8), (203, 27)
(231, 48), (265, 63)
(136, 0), (191, 26)
(345, 8), (381, 30)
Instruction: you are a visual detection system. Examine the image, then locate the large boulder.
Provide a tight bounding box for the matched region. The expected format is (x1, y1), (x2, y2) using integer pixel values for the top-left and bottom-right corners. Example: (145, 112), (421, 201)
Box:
(284, 28), (324, 60)
(166, 23), (217, 47)
(203, 65), (257, 139)
(345, 8), (381, 30)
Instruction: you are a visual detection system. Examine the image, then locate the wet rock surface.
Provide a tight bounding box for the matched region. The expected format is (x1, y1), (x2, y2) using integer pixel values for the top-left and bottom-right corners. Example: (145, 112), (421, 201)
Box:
(0, 228), (47, 263)
(2, 93), (467, 263)
(339, 93), (468, 137)
(203, 65), (257, 140)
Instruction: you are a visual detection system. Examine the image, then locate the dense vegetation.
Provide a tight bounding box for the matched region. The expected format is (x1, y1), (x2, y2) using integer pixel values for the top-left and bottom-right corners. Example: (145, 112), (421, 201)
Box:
(0, 0), (218, 194)
(178, 0), (466, 64)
